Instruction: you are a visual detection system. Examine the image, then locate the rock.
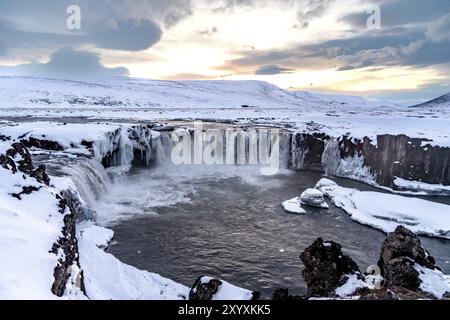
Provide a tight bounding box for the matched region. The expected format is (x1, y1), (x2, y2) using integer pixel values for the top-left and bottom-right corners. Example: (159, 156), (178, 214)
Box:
(442, 292), (450, 300)
(300, 188), (329, 209)
(272, 288), (304, 300)
(21, 137), (64, 151)
(356, 286), (434, 300)
(300, 238), (363, 297)
(378, 226), (437, 271)
(383, 257), (421, 290)
(378, 226), (438, 291)
(189, 277), (222, 300)
(189, 276), (260, 300)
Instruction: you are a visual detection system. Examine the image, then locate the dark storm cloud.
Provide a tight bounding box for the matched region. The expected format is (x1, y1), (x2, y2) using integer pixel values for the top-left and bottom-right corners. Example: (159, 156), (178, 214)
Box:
(254, 65), (293, 75)
(0, 0), (197, 54)
(0, 48), (129, 77)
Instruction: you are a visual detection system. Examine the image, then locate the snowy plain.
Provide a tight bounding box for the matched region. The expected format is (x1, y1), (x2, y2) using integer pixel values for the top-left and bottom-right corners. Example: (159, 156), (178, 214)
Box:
(1, 76), (450, 148)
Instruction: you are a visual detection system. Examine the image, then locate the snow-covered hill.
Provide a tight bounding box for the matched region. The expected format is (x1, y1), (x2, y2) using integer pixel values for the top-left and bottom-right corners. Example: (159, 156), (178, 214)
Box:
(0, 76), (400, 110)
(410, 92), (450, 109)
(0, 76), (450, 148)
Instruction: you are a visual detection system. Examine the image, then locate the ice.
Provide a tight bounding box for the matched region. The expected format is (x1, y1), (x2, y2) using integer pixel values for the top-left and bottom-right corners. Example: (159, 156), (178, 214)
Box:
(300, 188), (329, 209)
(282, 197), (306, 214)
(394, 177), (450, 196)
(316, 178), (450, 239)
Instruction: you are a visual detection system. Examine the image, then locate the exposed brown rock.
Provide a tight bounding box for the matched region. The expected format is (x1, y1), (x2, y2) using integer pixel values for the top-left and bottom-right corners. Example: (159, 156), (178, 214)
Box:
(300, 238), (363, 297)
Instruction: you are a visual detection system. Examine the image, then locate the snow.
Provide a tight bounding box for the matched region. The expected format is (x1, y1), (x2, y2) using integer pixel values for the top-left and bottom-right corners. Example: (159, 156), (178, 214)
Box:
(0, 76), (449, 148)
(415, 265), (450, 299)
(300, 188), (329, 209)
(394, 177), (450, 195)
(0, 148), (68, 299)
(316, 178), (450, 239)
(282, 197), (306, 214)
(198, 277), (255, 300)
(77, 222), (189, 300)
(335, 274), (368, 297)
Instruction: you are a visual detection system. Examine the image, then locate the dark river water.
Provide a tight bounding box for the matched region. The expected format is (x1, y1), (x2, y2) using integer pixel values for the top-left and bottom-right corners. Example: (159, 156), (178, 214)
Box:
(101, 167), (450, 298)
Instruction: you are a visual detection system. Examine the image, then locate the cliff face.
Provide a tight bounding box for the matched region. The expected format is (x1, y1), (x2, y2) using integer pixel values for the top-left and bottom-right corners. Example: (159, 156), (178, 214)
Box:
(291, 133), (450, 189)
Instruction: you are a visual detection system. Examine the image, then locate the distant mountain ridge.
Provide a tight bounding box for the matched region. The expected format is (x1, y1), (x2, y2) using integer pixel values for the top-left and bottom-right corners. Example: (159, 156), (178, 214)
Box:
(410, 92), (450, 108)
(0, 75), (402, 110)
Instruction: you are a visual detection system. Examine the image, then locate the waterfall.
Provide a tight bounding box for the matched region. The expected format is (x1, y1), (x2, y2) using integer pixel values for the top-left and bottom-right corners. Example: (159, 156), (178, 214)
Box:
(62, 158), (112, 211)
(322, 139), (341, 176)
(291, 134), (307, 169)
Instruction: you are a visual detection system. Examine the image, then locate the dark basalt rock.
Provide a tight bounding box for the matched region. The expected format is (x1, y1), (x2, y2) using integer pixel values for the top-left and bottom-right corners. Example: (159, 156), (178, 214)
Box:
(21, 137), (64, 151)
(51, 200), (86, 297)
(189, 277), (223, 300)
(189, 276), (260, 300)
(272, 288), (304, 300)
(338, 134), (450, 188)
(4, 143), (51, 185)
(300, 238), (363, 297)
(11, 186), (41, 200)
(31, 164), (51, 186)
(378, 226), (437, 279)
(443, 292), (450, 300)
(377, 226), (439, 294)
(356, 286), (434, 300)
(383, 257), (421, 291)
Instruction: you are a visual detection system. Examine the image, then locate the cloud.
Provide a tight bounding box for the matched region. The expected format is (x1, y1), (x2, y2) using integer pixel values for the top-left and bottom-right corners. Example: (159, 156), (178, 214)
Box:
(92, 18), (162, 51)
(197, 26), (219, 36)
(426, 13), (450, 42)
(0, 48), (129, 78)
(341, 0), (450, 29)
(254, 65), (293, 75)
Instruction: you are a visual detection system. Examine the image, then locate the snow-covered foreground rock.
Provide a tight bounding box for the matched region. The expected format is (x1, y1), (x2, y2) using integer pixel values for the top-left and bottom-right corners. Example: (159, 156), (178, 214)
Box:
(294, 226), (450, 300)
(316, 178), (450, 239)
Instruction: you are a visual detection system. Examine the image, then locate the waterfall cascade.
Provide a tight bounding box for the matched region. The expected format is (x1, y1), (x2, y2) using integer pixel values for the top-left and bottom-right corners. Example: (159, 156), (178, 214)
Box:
(322, 140), (341, 176)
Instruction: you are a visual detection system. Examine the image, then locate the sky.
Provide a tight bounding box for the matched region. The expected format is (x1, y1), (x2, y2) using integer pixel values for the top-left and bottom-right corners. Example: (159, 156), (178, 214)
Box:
(0, 0), (449, 103)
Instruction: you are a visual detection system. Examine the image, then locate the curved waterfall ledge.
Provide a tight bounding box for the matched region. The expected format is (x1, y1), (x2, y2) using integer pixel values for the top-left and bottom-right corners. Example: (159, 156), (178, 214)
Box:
(0, 120), (449, 299)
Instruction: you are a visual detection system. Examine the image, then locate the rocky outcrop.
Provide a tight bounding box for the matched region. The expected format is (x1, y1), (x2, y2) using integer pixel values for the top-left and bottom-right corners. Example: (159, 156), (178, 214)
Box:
(189, 276), (260, 301)
(377, 226), (438, 291)
(296, 226), (448, 300)
(0, 142), (85, 297)
(339, 134), (450, 188)
(290, 132), (450, 189)
(21, 137), (64, 151)
(189, 277), (223, 300)
(291, 133), (329, 170)
(51, 194), (86, 297)
(271, 288), (304, 300)
(299, 238), (363, 297)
